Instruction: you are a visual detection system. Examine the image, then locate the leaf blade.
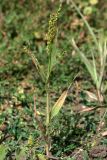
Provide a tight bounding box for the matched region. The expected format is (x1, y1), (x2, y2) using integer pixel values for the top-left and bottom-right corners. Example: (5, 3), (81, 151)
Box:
(51, 90), (68, 119)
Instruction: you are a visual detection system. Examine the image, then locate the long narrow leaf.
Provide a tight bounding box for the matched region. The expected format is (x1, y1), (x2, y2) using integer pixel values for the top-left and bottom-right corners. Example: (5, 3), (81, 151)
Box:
(72, 39), (97, 85)
(91, 51), (99, 88)
(71, 0), (98, 47)
(51, 90), (68, 119)
(98, 40), (107, 89)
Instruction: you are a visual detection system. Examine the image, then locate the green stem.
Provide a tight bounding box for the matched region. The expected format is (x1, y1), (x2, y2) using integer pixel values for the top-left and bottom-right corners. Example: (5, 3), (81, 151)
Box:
(45, 83), (51, 156)
(46, 85), (50, 126)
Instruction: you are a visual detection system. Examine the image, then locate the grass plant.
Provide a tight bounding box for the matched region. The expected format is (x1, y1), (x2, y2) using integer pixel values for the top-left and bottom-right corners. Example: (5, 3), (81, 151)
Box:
(71, 0), (107, 103)
(24, 3), (74, 159)
(0, 1), (107, 159)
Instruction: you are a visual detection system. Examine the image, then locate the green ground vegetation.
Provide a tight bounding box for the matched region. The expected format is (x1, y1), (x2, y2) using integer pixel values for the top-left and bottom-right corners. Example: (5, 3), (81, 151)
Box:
(0, 0), (107, 159)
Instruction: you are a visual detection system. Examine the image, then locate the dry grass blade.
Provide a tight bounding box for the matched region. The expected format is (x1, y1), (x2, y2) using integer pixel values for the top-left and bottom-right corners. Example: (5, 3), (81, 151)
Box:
(51, 90), (68, 119)
(85, 91), (98, 102)
(79, 106), (95, 113)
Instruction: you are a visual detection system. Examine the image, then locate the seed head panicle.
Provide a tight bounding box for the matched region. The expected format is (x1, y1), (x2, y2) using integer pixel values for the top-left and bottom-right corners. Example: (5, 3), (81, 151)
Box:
(46, 3), (62, 54)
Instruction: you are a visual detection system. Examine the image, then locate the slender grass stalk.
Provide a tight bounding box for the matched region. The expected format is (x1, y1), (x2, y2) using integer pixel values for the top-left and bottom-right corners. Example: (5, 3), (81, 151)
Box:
(45, 83), (50, 156)
(46, 86), (50, 126)
(24, 3), (73, 159)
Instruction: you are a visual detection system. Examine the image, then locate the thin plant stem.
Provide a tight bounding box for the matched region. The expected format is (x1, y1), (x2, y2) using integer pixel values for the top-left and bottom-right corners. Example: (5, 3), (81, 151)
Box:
(45, 83), (51, 157)
(46, 84), (50, 126)
(34, 96), (51, 157)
